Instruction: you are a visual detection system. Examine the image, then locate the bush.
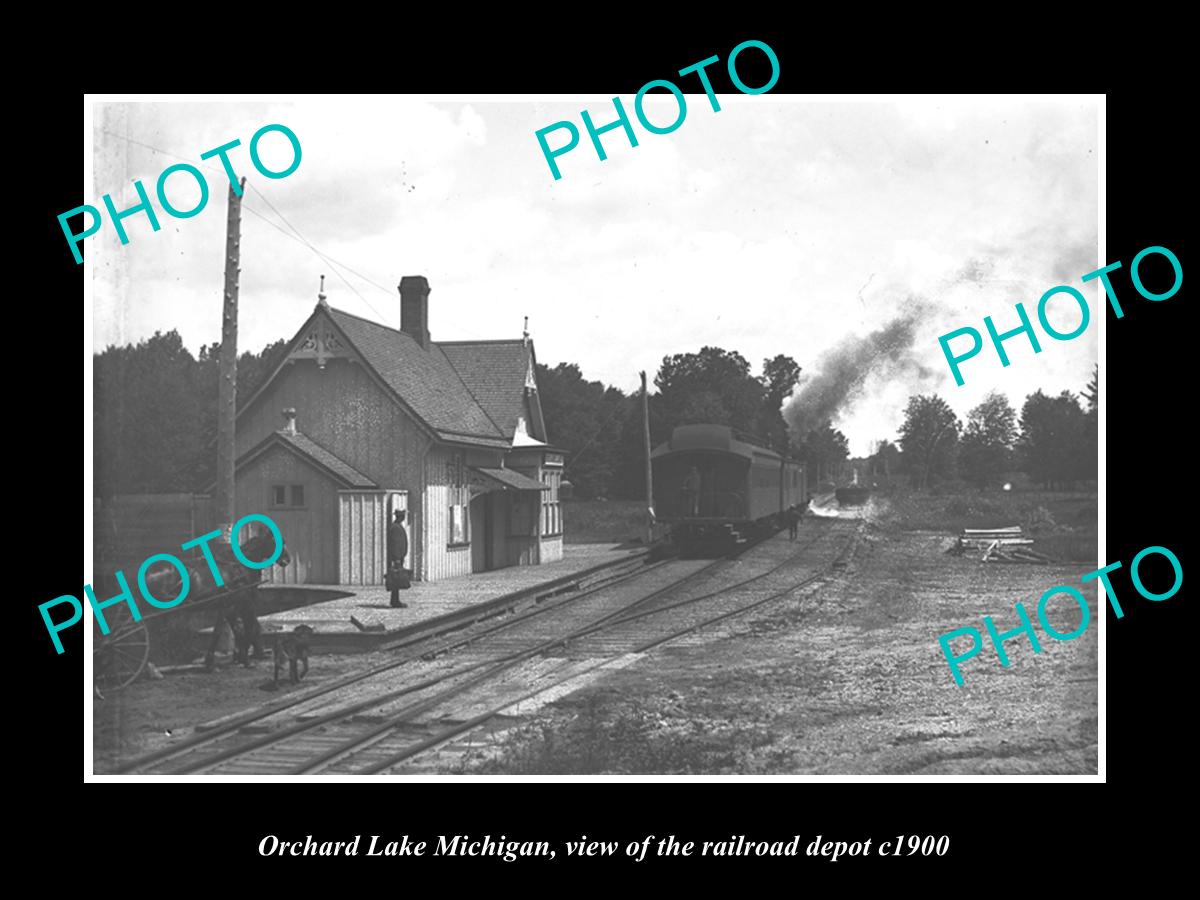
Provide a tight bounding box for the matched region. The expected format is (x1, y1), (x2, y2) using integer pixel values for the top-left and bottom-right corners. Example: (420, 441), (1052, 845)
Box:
(466, 694), (754, 774)
(1022, 505), (1061, 535)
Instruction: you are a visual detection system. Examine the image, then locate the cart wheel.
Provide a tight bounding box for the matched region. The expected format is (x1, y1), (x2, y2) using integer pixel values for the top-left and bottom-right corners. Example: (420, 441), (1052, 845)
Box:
(94, 606), (151, 692)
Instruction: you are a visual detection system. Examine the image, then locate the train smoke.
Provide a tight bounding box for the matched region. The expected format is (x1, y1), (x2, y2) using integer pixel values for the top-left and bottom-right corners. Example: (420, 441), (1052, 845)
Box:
(783, 303), (936, 440)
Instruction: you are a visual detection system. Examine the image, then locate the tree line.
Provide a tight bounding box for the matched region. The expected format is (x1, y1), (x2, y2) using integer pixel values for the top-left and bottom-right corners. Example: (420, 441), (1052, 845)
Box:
(537, 348), (802, 499)
(93, 331), (1096, 500)
(540, 356), (1098, 497)
(887, 364), (1098, 491)
(93, 330), (287, 497)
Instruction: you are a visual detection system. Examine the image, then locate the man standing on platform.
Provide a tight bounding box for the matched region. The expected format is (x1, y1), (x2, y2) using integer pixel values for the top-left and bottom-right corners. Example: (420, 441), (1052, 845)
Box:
(387, 509), (409, 609)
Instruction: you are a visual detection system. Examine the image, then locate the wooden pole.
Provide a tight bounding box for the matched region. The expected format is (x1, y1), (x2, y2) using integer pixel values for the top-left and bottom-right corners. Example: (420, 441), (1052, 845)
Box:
(641, 371), (653, 545)
(216, 178), (246, 540)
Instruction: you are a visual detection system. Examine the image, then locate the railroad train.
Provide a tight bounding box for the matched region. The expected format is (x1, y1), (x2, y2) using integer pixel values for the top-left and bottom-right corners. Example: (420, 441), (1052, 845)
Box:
(651, 424), (807, 554)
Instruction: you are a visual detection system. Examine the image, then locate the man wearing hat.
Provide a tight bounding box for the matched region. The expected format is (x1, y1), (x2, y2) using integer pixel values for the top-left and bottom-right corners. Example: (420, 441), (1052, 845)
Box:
(387, 509), (409, 609)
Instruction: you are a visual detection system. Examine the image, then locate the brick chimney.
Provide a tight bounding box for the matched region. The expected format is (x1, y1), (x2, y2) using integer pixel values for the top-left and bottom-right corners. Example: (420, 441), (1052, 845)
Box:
(399, 276), (431, 348)
(282, 408), (297, 434)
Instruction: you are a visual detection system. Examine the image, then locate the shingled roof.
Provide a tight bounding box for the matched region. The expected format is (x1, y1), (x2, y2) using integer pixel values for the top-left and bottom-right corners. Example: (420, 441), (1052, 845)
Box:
(274, 430), (377, 488)
(440, 340), (534, 440)
(221, 429), (378, 490)
(326, 308), (513, 446)
(241, 303), (540, 449)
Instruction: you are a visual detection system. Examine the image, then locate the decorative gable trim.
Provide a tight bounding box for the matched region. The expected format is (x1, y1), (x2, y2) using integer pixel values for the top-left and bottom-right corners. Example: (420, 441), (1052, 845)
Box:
(288, 324), (356, 369)
(525, 342), (549, 443)
(237, 305), (441, 446)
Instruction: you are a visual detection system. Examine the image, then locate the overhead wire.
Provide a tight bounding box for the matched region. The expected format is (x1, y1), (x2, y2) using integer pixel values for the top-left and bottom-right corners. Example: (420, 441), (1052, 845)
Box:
(97, 129), (395, 324)
(563, 391), (635, 475)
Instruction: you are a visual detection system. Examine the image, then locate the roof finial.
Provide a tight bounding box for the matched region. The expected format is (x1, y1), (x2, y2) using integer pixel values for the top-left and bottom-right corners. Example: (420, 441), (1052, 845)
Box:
(317, 274), (328, 307)
(523, 315), (529, 346)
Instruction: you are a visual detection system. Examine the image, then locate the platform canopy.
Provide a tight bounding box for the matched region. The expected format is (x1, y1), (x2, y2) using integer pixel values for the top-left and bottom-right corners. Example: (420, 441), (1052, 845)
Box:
(467, 466), (548, 494)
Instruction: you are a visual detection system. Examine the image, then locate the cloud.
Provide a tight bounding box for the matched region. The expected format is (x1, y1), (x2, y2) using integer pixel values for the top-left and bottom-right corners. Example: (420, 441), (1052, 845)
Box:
(91, 98), (1099, 455)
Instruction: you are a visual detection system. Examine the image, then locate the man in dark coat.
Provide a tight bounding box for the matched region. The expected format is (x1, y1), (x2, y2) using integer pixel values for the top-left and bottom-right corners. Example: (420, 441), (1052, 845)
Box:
(387, 509), (409, 609)
(787, 506), (801, 541)
(682, 466), (701, 516)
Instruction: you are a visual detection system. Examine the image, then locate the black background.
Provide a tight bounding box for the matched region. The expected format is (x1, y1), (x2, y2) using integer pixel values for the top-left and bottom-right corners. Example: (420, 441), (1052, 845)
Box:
(21, 21), (1188, 885)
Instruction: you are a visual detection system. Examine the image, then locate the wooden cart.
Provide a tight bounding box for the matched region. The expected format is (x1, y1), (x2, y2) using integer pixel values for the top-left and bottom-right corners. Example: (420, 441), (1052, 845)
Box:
(92, 580), (260, 694)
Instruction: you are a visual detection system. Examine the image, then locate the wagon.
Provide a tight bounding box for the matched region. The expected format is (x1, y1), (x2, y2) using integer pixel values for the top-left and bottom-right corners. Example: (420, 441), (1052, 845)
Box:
(92, 528), (290, 694)
(92, 580), (262, 694)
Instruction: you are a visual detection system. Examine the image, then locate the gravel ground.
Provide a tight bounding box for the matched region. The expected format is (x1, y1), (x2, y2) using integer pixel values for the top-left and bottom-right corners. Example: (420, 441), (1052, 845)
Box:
(91, 651), (407, 772)
(453, 502), (1098, 775)
(94, 493), (1098, 776)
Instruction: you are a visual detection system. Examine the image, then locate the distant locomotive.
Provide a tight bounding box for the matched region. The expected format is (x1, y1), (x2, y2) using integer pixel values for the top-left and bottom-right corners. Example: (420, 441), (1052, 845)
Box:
(651, 424), (807, 554)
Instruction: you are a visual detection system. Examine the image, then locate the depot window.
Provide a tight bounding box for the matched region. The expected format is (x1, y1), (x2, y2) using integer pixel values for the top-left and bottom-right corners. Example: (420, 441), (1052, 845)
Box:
(271, 484), (307, 508)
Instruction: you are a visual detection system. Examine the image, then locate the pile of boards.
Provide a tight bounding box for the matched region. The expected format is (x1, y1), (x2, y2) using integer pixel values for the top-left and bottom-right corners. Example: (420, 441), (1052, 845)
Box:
(953, 526), (1054, 563)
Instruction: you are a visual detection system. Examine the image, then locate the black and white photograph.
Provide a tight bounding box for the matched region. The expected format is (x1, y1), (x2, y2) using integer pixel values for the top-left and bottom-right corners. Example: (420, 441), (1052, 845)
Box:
(84, 93), (1101, 778)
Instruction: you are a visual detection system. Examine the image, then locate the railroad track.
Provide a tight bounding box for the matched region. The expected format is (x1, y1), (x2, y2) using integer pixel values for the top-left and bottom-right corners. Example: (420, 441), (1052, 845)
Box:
(119, 520), (857, 775)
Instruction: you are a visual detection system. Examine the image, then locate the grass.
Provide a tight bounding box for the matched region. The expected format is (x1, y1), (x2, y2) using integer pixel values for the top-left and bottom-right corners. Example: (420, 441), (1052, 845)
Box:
(562, 499), (647, 544)
(463, 691), (772, 774)
(874, 485), (1097, 563)
(877, 486), (1097, 532)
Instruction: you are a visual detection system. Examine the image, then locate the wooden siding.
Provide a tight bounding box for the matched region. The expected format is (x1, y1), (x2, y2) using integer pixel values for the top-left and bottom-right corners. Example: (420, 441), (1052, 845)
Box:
(338, 490), (407, 585)
(234, 444), (339, 584)
(94, 493), (214, 579)
(490, 492), (511, 568)
(237, 354), (430, 581)
(422, 446), (472, 582)
(469, 494), (488, 572)
(541, 535), (564, 564)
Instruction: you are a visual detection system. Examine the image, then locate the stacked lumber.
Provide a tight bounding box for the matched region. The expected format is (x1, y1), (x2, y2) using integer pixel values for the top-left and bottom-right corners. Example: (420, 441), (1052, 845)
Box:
(954, 526), (1053, 563)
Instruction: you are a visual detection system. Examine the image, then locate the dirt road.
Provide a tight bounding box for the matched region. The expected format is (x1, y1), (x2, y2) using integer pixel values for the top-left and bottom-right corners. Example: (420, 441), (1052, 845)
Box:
(449, 512), (1098, 774)
(94, 495), (1098, 775)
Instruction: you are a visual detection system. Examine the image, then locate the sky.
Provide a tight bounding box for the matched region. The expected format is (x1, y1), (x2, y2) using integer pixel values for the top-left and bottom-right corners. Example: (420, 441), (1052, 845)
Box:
(91, 96), (1099, 456)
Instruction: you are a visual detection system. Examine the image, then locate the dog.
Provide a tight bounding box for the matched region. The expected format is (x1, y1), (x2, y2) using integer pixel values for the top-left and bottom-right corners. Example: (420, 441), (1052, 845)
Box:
(273, 625), (315, 685)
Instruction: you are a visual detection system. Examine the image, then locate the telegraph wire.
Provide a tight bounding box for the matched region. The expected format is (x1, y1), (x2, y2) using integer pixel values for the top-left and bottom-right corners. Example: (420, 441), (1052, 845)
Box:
(98, 129), (394, 325)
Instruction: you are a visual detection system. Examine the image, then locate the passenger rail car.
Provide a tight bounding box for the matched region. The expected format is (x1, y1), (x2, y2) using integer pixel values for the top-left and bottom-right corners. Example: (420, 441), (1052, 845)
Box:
(651, 424), (806, 553)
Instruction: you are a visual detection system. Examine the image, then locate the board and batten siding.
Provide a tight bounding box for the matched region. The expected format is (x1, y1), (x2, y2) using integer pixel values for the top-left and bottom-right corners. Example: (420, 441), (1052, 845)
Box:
(234, 444), (339, 585)
(422, 446), (472, 582)
(541, 535), (564, 564)
(237, 355), (431, 581)
(339, 490), (407, 585)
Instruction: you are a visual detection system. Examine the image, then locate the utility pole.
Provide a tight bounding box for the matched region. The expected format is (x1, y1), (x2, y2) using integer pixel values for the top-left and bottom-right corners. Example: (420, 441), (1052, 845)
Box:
(641, 371), (653, 545)
(216, 177), (246, 541)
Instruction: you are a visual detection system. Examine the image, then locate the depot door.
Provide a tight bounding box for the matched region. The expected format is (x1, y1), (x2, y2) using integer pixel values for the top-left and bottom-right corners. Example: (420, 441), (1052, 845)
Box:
(470, 494), (488, 572)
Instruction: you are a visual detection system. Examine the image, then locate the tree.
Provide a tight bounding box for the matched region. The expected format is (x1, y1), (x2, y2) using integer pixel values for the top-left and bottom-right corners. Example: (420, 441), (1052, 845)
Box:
(1082, 364), (1098, 412)
(958, 391), (1017, 488)
(898, 394), (960, 489)
(1080, 366), (1098, 483)
(94, 330), (204, 497)
(612, 395), (661, 500)
(1017, 390), (1088, 490)
(757, 354), (802, 453)
(797, 422), (849, 485)
(536, 362), (628, 499)
(871, 438), (901, 482)
(94, 333), (292, 497)
(655, 347), (764, 436)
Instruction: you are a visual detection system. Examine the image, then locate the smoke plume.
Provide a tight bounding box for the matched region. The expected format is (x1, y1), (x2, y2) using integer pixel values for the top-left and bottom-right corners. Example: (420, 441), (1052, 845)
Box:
(783, 301), (937, 440)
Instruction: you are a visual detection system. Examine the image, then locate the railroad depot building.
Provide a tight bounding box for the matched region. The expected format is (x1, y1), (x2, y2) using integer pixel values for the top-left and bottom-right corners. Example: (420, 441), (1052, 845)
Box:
(230, 276), (564, 585)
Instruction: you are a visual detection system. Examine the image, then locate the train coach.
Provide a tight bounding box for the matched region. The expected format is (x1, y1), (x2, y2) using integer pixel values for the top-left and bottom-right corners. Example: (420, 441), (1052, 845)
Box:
(651, 424), (807, 554)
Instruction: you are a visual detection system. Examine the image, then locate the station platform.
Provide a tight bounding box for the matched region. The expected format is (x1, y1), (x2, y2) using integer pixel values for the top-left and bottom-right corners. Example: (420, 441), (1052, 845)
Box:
(252, 542), (649, 652)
